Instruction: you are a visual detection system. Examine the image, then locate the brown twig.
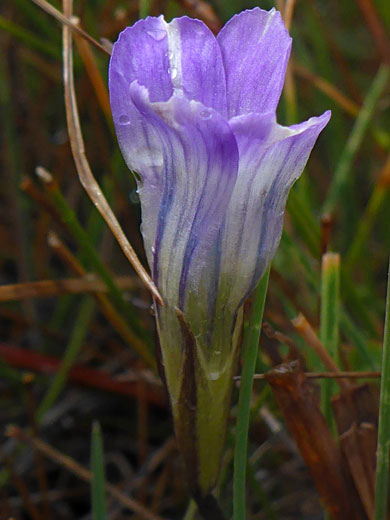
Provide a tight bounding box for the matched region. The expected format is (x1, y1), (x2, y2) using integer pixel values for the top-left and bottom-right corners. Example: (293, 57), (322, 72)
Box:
(2, 452), (43, 520)
(283, 0), (296, 31)
(61, 0), (162, 305)
(48, 231), (156, 369)
(0, 275), (139, 302)
(292, 313), (352, 391)
(234, 370), (381, 381)
(23, 374), (52, 520)
(0, 343), (165, 406)
(293, 61), (360, 116)
(356, 0), (390, 63)
(176, 0), (222, 34)
(73, 23), (112, 122)
(320, 214), (333, 256)
(30, 0), (110, 56)
(6, 426), (167, 520)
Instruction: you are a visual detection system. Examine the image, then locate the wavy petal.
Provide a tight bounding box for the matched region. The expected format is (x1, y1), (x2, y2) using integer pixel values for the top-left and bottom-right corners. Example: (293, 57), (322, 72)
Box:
(217, 8), (292, 118)
(110, 79), (239, 306)
(109, 15), (227, 112)
(216, 110), (331, 310)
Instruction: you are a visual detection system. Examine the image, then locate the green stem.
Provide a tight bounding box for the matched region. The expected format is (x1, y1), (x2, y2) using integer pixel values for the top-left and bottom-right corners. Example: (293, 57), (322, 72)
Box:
(374, 256), (390, 519)
(233, 267), (270, 520)
(320, 252), (340, 426)
(91, 421), (107, 520)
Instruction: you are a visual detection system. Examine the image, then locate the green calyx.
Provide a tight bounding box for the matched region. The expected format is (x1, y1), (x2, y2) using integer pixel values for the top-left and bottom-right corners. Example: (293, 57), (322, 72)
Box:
(156, 304), (243, 497)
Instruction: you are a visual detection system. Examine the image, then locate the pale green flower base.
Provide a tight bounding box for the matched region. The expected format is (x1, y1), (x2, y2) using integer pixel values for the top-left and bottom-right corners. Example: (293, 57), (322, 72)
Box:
(156, 304), (243, 497)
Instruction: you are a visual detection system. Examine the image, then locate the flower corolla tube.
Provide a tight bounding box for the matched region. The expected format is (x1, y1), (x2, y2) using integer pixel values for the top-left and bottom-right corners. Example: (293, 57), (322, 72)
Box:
(109, 7), (330, 500)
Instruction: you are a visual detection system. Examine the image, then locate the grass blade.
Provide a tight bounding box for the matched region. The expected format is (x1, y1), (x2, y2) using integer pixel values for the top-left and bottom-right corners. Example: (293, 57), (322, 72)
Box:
(91, 421), (107, 520)
(233, 267), (270, 520)
(324, 64), (390, 214)
(374, 256), (390, 519)
(36, 297), (95, 422)
(320, 253), (340, 426)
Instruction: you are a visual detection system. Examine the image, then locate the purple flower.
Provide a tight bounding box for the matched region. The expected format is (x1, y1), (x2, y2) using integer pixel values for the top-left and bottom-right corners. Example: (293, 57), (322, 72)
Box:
(109, 7), (330, 498)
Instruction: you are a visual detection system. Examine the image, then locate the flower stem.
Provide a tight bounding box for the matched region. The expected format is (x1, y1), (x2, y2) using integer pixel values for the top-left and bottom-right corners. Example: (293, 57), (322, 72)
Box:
(374, 256), (390, 519)
(233, 267), (270, 520)
(320, 252), (340, 427)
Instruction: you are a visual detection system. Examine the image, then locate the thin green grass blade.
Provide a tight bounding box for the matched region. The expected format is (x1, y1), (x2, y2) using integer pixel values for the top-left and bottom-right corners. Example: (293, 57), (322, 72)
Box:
(345, 182), (389, 271)
(287, 188), (320, 257)
(183, 499), (197, 520)
(91, 421), (107, 520)
(139, 0), (150, 18)
(320, 253), (340, 426)
(374, 256), (390, 519)
(281, 230), (377, 364)
(324, 64), (390, 214)
(233, 267), (270, 520)
(0, 15), (59, 58)
(45, 181), (152, 351)
(14, 0), (59, 39)
(36, 297), (95, 422)
(340, 310), (378, 370)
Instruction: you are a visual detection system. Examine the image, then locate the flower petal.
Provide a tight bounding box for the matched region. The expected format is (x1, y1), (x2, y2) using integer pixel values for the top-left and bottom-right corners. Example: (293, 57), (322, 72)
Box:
(217, 110), (331, 309)
(109, 15), (227, 112)
(170, 16), (227, 115)
(109, 16), (172, 103)
(217, 8), (292, 118)
(109, 79), (239, 306)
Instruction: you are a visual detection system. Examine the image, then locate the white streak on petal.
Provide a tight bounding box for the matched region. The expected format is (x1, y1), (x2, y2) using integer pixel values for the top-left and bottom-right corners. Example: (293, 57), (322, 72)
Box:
(166, 19), (184, 97)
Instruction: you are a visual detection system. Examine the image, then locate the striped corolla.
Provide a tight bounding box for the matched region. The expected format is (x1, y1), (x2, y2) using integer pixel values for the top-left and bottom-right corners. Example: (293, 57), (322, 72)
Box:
(109, 7), (330, 498)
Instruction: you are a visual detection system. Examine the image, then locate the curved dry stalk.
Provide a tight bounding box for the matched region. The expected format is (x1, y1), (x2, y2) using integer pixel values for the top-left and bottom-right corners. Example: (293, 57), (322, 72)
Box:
(31, 0), (110, 55)
(61, 1), (163, 305)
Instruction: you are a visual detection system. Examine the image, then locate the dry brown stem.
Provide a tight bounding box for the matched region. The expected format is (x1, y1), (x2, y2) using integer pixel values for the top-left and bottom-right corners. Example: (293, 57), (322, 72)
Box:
(292, 313), (352, 391)
(0, 275), (138, 302)
(266, 362), (366, 520)
(31, 0), (110, 55)
(61, 0), (162, 304)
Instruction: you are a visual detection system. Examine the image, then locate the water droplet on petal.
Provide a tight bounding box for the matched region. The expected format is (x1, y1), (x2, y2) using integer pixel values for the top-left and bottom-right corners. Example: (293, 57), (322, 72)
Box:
(151, 246), (156, 255)
(200, 109), (211, 120)
(170, 68), (178, 80)
(146, 28), (167, 41)
(129, 190), (140, 204)
(118, 114), (130, 125)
